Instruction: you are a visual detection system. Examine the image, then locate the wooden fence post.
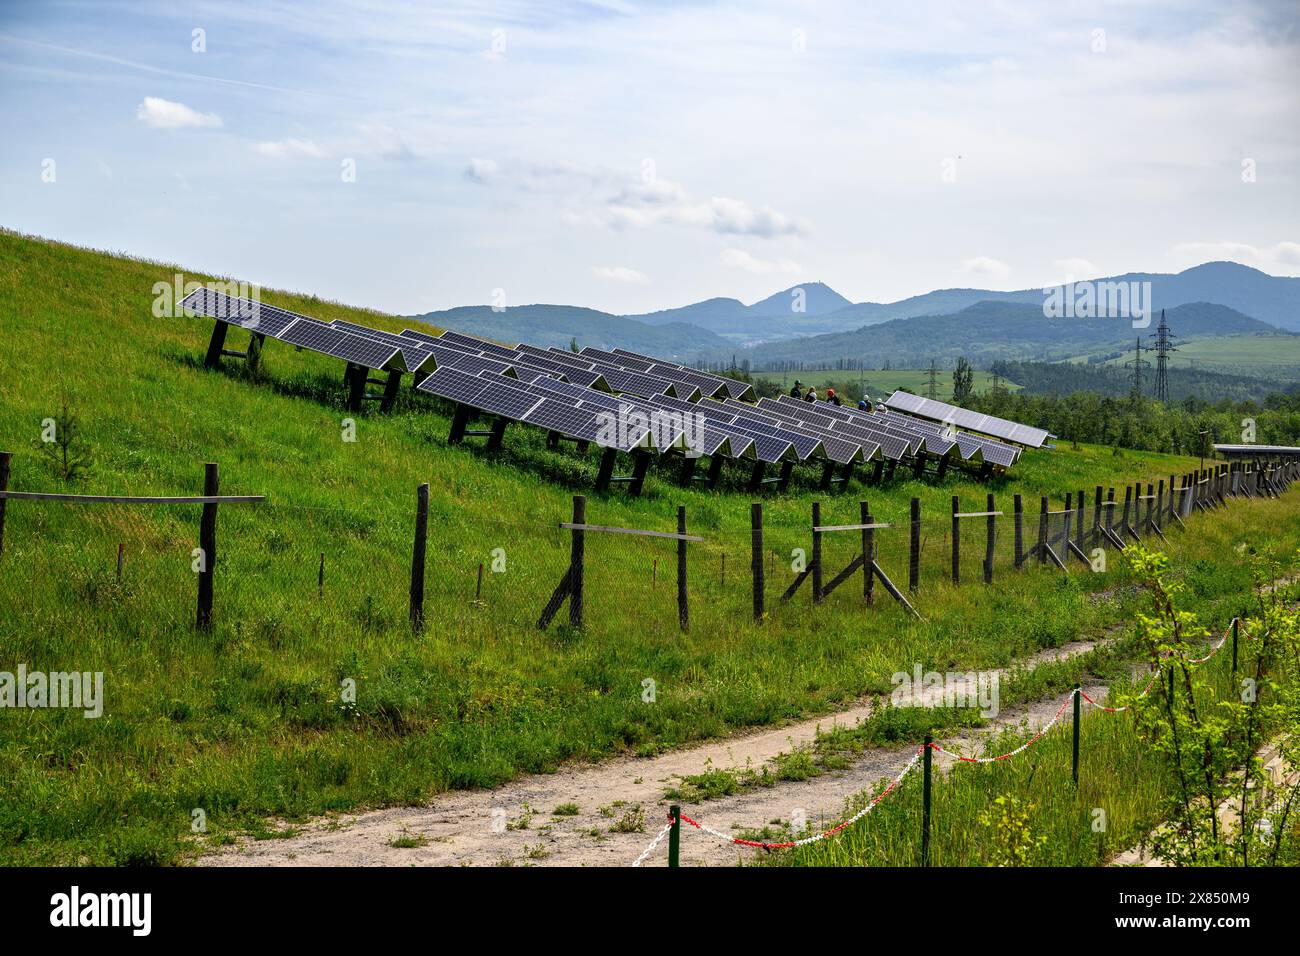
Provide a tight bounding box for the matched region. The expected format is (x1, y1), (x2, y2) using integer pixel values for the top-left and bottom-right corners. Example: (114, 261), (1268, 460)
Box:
(1013, 493), (1024, 567)
(811, 501), (823, 603)
(1075, 489), (1085, 552)
(196, 462), (219, 630)
(677, 505), (688, 632)
(984, 492), (995, 584)
(951, 495), (961, 584)
(1037, 496), (1049, 565)
(409, 482), (429, 629)
(0, 450), (10, 559)
(569, 495), (585, 627)
(862, 499), (875, 606)
(909, 497), (921, 592)
(1092, 486), (1102, 549)
(751, 502), (764, 621)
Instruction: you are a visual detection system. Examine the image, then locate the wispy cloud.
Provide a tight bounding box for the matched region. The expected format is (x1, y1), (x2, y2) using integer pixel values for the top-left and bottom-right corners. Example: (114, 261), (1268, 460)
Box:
(960, 256), (1012, 280)
(136, 97), (222, 129)
(1169, 241), (1300, 276)
(721, 248), (803, 275)
(254, 138), (325, 159)
(592, 265), (649, 283)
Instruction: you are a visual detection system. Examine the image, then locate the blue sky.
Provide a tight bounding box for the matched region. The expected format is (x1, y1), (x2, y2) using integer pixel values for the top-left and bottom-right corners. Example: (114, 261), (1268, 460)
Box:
(1, 0), (1297, 315)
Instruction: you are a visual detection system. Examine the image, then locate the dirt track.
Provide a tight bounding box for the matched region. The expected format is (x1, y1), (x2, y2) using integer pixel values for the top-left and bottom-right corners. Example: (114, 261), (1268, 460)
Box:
(198, 638), (1114, 867)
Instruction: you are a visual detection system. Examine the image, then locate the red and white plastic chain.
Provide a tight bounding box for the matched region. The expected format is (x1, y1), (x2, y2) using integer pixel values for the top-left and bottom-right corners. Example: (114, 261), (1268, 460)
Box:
(675, 747), (925, 852)
(931, 691), (1074, 763)
(1081, 618), (1241, 712)
(631, 818), (676, 868)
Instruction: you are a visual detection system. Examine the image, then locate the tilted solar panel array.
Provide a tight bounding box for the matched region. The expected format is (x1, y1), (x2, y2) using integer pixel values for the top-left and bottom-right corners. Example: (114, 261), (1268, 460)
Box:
(181, 289), (400, 370)
(883, 391), (1051, 448)
(183, 292), (1040, 478)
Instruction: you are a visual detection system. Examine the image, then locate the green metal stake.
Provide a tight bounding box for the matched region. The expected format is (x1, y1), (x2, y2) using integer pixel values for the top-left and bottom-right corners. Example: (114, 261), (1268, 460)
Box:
(1231, 618), (1239, 679)
(668, 804), (680, 868)
(1072, 684), (1081, 786)
(921, 734), (933, 867)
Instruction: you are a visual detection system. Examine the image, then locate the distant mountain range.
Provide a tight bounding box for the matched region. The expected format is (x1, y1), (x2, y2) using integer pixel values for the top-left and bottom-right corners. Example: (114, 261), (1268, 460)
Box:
(733, 301), (1280, 369)
(408, 261), (1300, 364)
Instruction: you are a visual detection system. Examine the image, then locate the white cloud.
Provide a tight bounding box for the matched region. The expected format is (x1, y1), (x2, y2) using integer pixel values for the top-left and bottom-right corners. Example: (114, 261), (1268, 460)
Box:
(135, 96), (221, 129)
(592, 265), (649, 283)
(605, 183), (808, 238)
(1052, 257), (1101, 280)
(1168, 241), (1300, 276)
(253, 138), (325, 159)
(960, 256), (1012, 280)
(463, 158), (500, 184)
(720, 248), (803, 275)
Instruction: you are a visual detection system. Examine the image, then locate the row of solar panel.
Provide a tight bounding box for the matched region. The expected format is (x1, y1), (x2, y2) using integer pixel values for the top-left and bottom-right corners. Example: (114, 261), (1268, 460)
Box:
(883, 390), (1052, 448)
(182, 288), (1030, 470)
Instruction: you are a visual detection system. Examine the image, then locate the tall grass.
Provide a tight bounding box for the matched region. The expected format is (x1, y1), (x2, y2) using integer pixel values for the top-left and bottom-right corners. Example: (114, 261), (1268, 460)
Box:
(0, 230), (1295, 865)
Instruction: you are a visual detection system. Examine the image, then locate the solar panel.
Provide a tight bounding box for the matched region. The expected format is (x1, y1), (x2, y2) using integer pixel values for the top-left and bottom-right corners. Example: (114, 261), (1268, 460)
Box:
(439, 329), (520, 358)
(415, 366), (491, 406)
(279, 321), (399, 370)
(508, 353), (608, 388)
(330, 320), (433, 373)
(609, 349), (739, 397)
(180, 288), (302, 338)
(593, 365), (676, 398)
(883, 391), (1050, 448)
(580, 346), (654, 371)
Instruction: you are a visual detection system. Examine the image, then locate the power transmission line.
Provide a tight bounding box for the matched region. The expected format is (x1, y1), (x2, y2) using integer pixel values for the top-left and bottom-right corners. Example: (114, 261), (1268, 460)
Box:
(1148, 308), (1178, 402)
(1124, 337), (1151, 398)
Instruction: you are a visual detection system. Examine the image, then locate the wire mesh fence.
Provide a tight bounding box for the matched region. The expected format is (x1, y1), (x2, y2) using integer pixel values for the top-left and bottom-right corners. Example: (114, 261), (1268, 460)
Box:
(1, 458), (1289, 647)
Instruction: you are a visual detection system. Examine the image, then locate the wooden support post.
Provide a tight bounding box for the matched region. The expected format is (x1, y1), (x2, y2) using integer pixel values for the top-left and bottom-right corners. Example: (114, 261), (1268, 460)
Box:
(1014, 493), (1024, 567)
(204, 322), (230, 368)
(748, 462), (765, 493)
(679, 455), (698, 485)
(778, 460), (795, 490)
(196, 462), (219, 630)
(862, 500), (875, 606)
(936, 456), (949, 480)
(0, 450), (10, 559)
(487, 416), (508, 451)
(448, 404), (472, 444)
(984, 493), (995, 584)
(951, 495), (961, 584)
(913, 452), (927, 479)
(751, 502), (764, 621)
(706, 453), (725, 489)
(677, 505), (688, 631)
(380, 369), (403, 413)
(871, 459), (885, 485)
(629, 450), (652, 496)
(909, 497), (921, 593)
(811, 501), (823, 603)
(246, 332), (265, 373)
(595, 448), (618, 492)
(1075, 490), (1085, 551)
(569, 495), (585, 627)
(346, 363), (366, 412)
(409, 482), (429, 629)
(819, 461), (836, 491)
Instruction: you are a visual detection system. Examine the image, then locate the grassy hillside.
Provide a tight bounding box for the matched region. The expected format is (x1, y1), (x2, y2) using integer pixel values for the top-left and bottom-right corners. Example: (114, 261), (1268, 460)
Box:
(1, 230), (1293, 866)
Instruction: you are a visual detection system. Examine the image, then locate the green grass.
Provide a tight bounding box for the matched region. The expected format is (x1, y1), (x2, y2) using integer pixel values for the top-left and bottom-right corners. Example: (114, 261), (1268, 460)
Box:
(0, 229), (1293, 866)
(767, 593), (1278, 867)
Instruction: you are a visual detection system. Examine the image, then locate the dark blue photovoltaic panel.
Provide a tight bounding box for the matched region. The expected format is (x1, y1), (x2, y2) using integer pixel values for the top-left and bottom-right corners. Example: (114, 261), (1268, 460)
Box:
(278, 320), (399, 370)
(438, 329), (520, 358)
